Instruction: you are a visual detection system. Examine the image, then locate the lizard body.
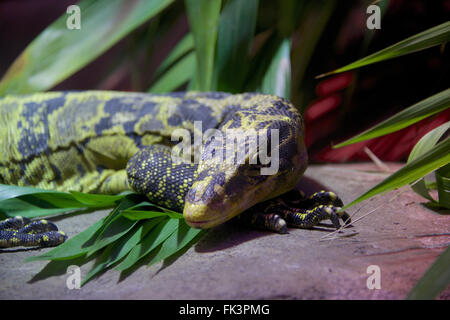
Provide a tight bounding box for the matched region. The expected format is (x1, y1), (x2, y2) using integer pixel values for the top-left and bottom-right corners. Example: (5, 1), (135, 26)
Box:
(0, 91), (349, 247)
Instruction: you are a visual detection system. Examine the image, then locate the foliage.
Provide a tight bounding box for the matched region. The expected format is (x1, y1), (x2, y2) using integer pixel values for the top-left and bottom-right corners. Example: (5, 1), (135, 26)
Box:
(325, 22), (449, 298)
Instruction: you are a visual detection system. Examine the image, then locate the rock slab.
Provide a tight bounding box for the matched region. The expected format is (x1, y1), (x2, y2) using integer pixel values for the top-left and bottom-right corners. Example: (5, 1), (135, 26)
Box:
(0, 163), (449, 299)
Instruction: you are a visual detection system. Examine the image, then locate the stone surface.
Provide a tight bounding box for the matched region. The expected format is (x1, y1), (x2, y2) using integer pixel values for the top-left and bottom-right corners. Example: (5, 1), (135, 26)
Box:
(0, 163), (449, 299)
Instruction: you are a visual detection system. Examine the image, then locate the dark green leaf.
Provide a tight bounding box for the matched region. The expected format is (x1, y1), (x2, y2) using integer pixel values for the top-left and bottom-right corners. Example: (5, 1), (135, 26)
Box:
(0, 184), (68, 202)
(154, 33), (194, 78)
(436, 164), (450, 209)
(69, 191), (127, 206)
(185, 0), (222, 91)
(0, 184), (127, 218)
(125, 200), (181, 215)
(122, 209), (183, 220)
(408, 121), (450, 202)
(148, 52), (195, 92)
(0, 197), (82, 219)
(213, 0), (259, 92)
(90, 194), (144, 245)
(261, 38), (292, 99)
(290, 0), (336, 106)
(318, 21), (450, 78)
(408, 246), (450, 299)
(85, 216), (137, 256)
(334, 89), (450, 148)
(81, 218), (162, 285)
(343, 137), (450, 210)
(147, 219), (206, 266)
(24, 218), (105, 262)
(115, 217), (179, 271)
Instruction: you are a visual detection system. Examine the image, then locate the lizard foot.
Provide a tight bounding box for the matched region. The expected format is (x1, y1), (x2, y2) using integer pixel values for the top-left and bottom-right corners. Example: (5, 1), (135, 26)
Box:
(0, 216), (67, 248)
(237, 189), (351, 233)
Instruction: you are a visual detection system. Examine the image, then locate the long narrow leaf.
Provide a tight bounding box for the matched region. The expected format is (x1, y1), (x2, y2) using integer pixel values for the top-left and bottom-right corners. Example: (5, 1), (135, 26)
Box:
(261, 38), (292, 99)
(213, 0), (259, 92)
(407, 246), (450, 299)
(154, 33), (194, 78)
(0, 184), (68, 202)
(89, 194), (144, 245)
(343, 137), (450, 210)
(0, 197), (83, 219)
(148, 52), (195, 93)
(408, 121), (450, 162)
(24, 218), (105, 262)
(125, 200), (182, 215)
(69, 191), (129, 206)
(0, 0), (174, 95)
(115, 217), (179, 271)
(317, 21), (450, 78)
(0, 184), (127, 218)
(81, 218), (162, 285)
(290, 0), (336, 106)
(185, 0), (222, 91)
(334, 89), (450, 148)
(408, 121), (450, 202)
(0, 184), (127, 207)
(436, 164), (450, 209)
(146, 219), (205, 266)
(122, 209), (183, 220)
(243, 33), (278, 92)
(85, 216), (137, 256)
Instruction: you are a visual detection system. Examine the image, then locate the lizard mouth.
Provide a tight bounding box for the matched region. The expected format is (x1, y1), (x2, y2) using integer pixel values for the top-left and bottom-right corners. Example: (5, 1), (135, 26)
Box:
(185, 219), (213, 229)
(184, 214), (229, 229)
(183, 205), (232, 229)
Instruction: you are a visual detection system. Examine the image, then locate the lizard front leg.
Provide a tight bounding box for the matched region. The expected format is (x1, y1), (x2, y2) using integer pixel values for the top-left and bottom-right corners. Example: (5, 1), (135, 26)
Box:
(0, 216), (66, 248)
(237, 189), (351, 233)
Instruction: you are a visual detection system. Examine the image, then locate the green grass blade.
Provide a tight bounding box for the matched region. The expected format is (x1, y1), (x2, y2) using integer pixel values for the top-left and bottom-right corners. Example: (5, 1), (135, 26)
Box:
(85, 216), (137, 256)
(68, 191), (128, 206)
(343, 137), (450, 210)
(90, 194), (144, 242)
(122, 209), (183, 220)
(185, 0), (222, 91)
(81, 218), (162, 286)
(408, 121), (450, 162)
(334, 89), (450, 148)
(81, 243), (116, 287)
(318, 21), (450, 78)
(0, 197), (83, 219)
(243, 33), (279, 92)
(290, 0), (336, 107)
(213, 0), (259, 92)
(0, 184), (67, 202)
(0, 184), (127, 207)
(0, 0), (174, 96)
(436, 164), (450, 209)
(115, 217), (179, 271)
(408, 121), (450, 202)
(407, 246), (450, 300)
(154, 33), (194, 78)
(146, 219), (206, 266)
(0, 184), (129, 218)
(124, 200), (182, 215)
(148, 51), (195, 93)
(24, 195), (146, 262)
(261, 38), (292, 99)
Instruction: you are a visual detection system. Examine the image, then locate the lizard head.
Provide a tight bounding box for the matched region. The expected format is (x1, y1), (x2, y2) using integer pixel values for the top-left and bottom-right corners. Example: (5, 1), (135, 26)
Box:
(183, 97), (307, 229)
